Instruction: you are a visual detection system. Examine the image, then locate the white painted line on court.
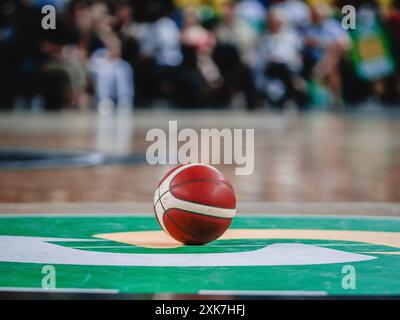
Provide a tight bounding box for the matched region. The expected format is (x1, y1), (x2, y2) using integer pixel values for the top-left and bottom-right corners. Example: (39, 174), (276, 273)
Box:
(0, 287), (119, 294)
(72, 243), (376, 249)
(74, 245), (139, 249)
(199, 290), (328, 296)
(0, 213), (151, 217)
(0, 237), (376, 266)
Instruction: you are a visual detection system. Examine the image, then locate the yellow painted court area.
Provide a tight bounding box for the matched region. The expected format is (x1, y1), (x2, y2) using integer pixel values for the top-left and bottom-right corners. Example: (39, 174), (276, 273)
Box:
(95, 228), (400, 250)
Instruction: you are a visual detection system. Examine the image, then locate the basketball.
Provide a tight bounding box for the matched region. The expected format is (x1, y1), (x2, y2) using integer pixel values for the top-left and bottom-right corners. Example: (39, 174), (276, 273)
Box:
(153, 163), (236, 245)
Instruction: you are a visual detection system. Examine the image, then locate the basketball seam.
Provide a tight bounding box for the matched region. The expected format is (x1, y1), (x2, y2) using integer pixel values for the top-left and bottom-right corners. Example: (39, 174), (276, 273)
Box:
(157, 163), (195, 203)
(154, 187), (171, 236)
(154, 188), (170, 207)
(158, 187), (166, 213)
(167, 163), (223, 190)
(164, 210), (210, 241)
(155, 188), (236, 211)
(166, 168), (235, 210)
(156, 187), (161, 206)
(153, 204), (162, 227)
(169, 179), (234, 191)
(168, 190), (236, 210)
(158, 164), (185, 186)
(165, 206), (233, 220)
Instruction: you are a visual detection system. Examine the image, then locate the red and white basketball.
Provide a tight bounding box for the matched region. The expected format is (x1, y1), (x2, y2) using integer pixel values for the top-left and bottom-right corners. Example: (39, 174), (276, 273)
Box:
(153, 163), (236, 245)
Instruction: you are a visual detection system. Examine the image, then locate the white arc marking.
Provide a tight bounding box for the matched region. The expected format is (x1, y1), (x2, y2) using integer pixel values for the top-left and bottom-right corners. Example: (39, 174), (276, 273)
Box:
(0, 236), (375, 267)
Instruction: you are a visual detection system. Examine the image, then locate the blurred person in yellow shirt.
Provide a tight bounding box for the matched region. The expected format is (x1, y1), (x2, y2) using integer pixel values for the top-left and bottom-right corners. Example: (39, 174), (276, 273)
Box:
(175, 0), (227, 13)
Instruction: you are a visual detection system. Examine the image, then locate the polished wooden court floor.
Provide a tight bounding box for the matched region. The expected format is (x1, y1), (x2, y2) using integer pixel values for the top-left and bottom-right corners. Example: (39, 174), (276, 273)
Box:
(0, 109), (399, 214)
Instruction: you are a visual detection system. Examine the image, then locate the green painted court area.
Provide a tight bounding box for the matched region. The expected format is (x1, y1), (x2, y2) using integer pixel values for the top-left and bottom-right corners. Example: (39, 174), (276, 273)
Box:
(0, 214), (400, 296)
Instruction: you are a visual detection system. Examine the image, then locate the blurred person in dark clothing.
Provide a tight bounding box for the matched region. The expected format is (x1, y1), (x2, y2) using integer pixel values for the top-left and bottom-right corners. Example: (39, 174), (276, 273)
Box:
(37, 25), (87, 110)
(381, 1), (400, 104)
(213, 0), (258, 109)
(255, 6), (307, 109)
(129, 0), (182, 106)
(0, 0), (85, 110)
(0, 1), (47, 110)
(383, 2), (400, 59)
(181, 6), (220, 88)
(179, 6), (224, 107)
(215, 1), (258, 66)
(0, 0), (19, 109)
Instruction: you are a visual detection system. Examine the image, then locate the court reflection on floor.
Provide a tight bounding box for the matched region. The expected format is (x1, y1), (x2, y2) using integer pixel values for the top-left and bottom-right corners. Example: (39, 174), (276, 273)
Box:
(0, 111), (399, 203)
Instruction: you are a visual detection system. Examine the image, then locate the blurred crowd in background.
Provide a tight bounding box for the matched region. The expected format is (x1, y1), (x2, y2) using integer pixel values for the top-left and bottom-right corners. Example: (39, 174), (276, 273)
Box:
(0, 0), (400, 112)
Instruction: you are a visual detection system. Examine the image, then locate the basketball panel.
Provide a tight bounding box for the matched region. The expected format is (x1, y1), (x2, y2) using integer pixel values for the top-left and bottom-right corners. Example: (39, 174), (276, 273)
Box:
(170, 181), (236, 209)
(163, 208), (232, 244)
(170, 164), (232, 188)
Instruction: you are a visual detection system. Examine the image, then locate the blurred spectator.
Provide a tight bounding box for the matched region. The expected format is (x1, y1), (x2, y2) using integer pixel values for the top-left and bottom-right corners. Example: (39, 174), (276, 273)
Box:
(134, 1), (182, 106)
(181, 6), (221, 88)
(88, 36), (134, 113)
(235, 0), (267, 35)
(86, 2), (134, 112)
(303, 2), (351, 107)
(38, 40), (87, 110)
(255, 6), (306, 108)
(28, 0), (69, 11)
(215, 1), (258, 65)
(213, 1), (258, 109)
(381, 1), (400, 104)
(272, 0), (310, 30)
(139, 8), (182, 67)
